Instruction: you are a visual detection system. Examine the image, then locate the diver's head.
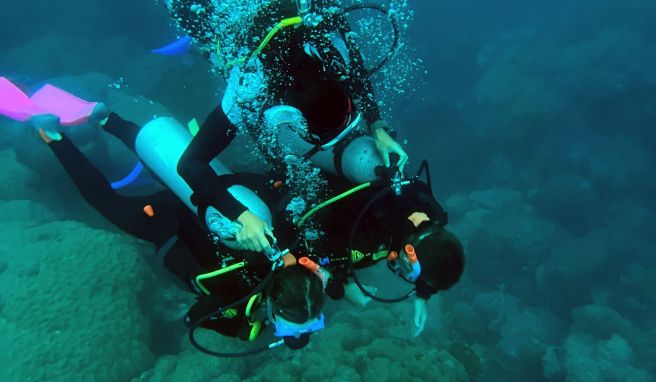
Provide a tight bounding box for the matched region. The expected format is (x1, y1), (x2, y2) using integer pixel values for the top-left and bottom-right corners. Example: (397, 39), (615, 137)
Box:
(407, 226), (465, 296)
(267, 264), (326, 349)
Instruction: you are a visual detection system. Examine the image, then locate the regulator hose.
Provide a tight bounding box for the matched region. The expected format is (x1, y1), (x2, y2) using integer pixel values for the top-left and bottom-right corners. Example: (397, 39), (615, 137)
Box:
(344, 3), (400, 76)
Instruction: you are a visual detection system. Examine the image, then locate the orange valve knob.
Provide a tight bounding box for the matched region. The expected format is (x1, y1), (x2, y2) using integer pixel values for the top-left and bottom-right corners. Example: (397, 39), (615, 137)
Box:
(404, 244), (418, 263)
(299, 257), (319, 272)
(387, 250), (399, 261)
(143, 205), (155, 217)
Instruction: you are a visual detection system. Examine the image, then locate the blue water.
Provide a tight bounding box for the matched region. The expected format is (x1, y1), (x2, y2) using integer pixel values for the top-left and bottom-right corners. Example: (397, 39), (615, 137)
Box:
(0, 1), (654, 381)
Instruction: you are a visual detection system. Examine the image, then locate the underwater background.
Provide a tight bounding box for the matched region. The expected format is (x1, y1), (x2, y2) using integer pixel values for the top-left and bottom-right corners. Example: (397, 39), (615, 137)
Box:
(0, 0), (654, 381)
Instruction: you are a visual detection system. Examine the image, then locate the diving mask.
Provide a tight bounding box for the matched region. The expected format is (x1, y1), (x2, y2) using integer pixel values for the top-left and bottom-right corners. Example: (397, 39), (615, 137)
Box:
(272, 313), (325, 338)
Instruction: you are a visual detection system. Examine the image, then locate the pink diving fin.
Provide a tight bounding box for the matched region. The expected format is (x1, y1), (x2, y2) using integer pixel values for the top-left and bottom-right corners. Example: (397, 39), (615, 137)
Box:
(0, 76), (45, 121)
(30, 84), (98, 126)
(0, 77), (98, 126)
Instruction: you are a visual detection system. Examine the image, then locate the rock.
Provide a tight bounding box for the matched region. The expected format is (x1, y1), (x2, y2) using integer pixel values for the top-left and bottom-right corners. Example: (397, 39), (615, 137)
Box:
(468, 188), (522, 209)
(528, 173), (601, 235)
(0, 200), (56, 224)
(570, 304), (656, 366)
(563, 333), (653, 382)
(542, 346), (562, 380)
(545, 237), (609, 282)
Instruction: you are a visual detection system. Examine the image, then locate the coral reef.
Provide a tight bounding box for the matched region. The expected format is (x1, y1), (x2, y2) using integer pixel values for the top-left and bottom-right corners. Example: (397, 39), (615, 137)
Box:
(0, 212), (158, 381)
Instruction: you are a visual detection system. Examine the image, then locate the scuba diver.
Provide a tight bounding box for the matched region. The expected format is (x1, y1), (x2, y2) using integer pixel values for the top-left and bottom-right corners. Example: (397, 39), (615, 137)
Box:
(0, 77), (329, 355)
(166, 0), (410, 255)
(162, 0), (463, 336)
(294, 159), (466, 337)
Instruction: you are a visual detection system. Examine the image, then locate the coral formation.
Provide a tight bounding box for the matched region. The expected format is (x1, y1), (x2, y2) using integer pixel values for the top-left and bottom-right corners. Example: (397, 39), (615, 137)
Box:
(0, 216), (158, 381)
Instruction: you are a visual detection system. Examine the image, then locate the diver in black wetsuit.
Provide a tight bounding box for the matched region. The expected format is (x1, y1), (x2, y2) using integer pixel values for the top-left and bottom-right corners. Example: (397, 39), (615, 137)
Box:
(32, 111), (327, 352)
(171, 0), (409, 254)
(291, 171), (466, 337)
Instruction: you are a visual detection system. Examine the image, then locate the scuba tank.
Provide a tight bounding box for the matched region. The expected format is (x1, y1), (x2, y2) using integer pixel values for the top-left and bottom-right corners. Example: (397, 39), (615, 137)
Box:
(134, 117), (273, 228)
(262, 105), (384, 184)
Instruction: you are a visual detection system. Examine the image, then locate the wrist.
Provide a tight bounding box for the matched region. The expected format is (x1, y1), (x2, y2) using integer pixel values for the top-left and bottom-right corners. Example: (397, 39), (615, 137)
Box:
(237, 209), (253, 221)
(370, 120), (388, 135)
(370, 120), (397, 138)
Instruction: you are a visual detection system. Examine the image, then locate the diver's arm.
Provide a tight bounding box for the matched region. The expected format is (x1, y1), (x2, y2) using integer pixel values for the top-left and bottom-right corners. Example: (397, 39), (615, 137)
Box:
(177, 106), (246, 221)
(178, 106), (274, 253)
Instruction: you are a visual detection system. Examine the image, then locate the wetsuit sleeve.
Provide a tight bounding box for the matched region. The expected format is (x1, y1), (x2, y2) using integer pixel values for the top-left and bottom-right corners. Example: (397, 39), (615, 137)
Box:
(334, 13), (383, 127)
(177, 106), (247, 221)
(415, 278), (437, 300)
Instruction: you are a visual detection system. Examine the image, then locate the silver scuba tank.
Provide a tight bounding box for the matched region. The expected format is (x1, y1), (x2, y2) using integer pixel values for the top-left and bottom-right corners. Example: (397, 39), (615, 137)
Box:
(134, 117), (273, 225)
(262, 105), (384, 183)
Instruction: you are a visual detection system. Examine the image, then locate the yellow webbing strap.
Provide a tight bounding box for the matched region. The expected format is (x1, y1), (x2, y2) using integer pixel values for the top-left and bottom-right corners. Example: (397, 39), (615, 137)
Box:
(195, 261), (247, 295)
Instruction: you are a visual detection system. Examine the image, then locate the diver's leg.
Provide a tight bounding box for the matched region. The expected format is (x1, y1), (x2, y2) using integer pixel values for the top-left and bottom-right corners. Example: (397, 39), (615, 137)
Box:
(101, 112), (140, 152)
(46, 135), (178, 247)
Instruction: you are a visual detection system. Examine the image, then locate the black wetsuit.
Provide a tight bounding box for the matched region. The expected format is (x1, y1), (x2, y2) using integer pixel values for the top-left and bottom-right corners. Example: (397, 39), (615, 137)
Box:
(177, 1), (383, 225)
(49, 112), (283, 339)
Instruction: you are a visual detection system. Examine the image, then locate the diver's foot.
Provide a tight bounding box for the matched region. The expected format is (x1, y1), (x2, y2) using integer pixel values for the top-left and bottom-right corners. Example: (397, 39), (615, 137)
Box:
(30, 114), (62, 143)
(37, 128), (62, 143)
(89, 102), (110, 126)
(344, 282), (376, 308)
(30, 114), (61, 133)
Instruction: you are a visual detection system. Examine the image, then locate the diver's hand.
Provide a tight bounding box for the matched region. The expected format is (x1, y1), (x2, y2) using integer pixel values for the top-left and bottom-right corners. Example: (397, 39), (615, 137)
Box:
(371, 121), (409, 173)
(236, 210), (274, 253)
(412, 297), (428, 337)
